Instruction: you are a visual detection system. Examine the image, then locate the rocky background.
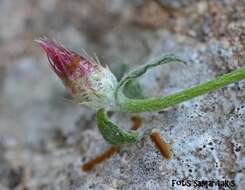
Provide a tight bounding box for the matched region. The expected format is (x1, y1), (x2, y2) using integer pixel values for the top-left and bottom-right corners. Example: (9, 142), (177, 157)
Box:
(0, 0), (244, 189)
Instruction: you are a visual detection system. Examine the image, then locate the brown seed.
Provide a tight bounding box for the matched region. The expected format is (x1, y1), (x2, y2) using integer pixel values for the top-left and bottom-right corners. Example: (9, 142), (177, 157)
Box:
(131, 116), (143, 130)
(81, 146), (118, 172)
(150, 129), (172, 160)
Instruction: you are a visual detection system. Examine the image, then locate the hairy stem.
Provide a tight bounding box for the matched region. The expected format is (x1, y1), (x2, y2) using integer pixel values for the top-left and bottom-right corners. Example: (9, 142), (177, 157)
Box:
(119, 68), (245, 113)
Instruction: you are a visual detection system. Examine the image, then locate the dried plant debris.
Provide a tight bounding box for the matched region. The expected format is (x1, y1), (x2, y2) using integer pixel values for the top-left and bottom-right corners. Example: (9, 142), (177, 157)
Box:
(150, 129), (172, 160)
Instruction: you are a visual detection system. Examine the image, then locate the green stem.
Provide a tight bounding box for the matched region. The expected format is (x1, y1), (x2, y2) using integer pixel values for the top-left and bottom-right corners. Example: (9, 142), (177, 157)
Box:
(119, 68), (245, 113)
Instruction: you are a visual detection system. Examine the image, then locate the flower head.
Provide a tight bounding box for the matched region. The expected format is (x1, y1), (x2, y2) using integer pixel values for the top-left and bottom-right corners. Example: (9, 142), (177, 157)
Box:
(36, 38), (118, 110)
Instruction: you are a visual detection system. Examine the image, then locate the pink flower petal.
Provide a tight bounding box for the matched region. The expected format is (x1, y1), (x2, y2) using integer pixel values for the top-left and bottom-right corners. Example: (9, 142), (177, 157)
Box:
(36, 38), (93, 80)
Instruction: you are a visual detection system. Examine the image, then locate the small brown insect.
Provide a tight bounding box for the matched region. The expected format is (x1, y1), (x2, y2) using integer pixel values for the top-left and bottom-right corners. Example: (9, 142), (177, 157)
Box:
(150, 129), (172, 160)
(81, 146), (118, 172)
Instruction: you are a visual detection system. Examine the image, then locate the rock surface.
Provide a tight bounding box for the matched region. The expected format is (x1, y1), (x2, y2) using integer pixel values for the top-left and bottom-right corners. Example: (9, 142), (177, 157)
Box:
(0, 0), (244, 189)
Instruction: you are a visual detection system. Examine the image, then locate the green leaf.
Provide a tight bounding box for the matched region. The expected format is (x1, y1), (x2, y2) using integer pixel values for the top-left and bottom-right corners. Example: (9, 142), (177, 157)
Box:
(96, 109), (140, 145)
(112, 63), (145, 99)
(123, 80), (145, 99)
(115, 54), (185, 102)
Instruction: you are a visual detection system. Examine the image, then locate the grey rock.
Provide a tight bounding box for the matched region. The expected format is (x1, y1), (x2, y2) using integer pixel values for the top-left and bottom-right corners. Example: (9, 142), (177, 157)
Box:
(0, 0), (244, 189)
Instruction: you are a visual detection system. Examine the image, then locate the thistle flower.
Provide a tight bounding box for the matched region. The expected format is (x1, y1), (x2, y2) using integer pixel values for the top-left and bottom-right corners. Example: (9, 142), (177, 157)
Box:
(36, 38), (118, 110)
(36, 38), (245, 146)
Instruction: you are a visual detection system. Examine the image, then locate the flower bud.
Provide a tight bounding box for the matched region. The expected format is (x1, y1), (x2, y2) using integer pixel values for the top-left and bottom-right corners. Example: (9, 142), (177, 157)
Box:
(36, 38), (118, 110)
